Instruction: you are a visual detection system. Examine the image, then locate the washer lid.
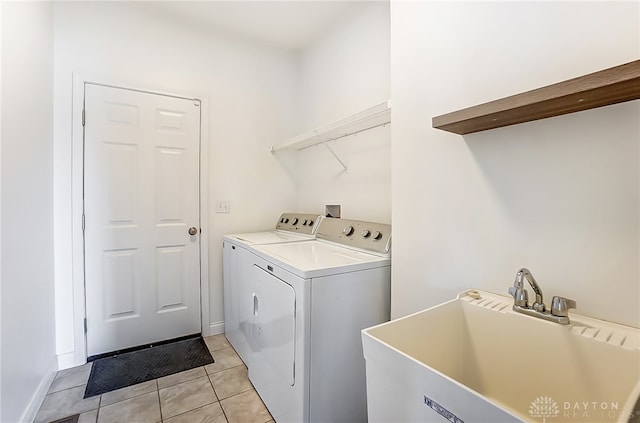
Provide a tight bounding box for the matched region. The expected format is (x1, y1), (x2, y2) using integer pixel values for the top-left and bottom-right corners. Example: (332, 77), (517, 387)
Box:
(252, 241), (390, 279)
(224, 231), (314, 247)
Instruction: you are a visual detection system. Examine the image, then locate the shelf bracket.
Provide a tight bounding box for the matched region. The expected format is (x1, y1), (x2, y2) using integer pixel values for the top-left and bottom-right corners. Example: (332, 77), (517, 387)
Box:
(322, 141), (347, 171)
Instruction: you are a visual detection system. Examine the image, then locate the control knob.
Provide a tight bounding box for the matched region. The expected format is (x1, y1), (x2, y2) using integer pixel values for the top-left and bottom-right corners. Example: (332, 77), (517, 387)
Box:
(292, 218), (299, 225)
(284, 218), (289, 223)
(302, 219), (308, 225)
(342, 226), (355, 236)
(372, 231), (383, 240)
(361, 229), (371, 238)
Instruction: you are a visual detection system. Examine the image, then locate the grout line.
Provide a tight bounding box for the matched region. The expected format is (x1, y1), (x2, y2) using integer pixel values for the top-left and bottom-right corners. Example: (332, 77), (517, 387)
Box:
(219, 386), (258, 402)
(47, 382), (89, 396)
(251, 388), (274, 423)
(208, 371), (220, 402)
(208, 371), (230, 423)
(157, 366), (208, 390)
(162, 401), (223, 423)
(209, 362), (246, 377)
(98, 380), (158, 407)
(95, 392), (102, 423)
(156, 379), (164, 423)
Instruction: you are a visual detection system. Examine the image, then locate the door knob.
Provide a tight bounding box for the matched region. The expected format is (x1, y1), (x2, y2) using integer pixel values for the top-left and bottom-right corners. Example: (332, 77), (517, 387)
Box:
(188, 226), (198, 236)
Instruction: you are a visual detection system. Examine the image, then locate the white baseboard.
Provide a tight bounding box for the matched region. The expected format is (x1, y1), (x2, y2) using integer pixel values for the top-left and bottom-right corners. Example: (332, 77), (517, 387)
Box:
(209, 321), (225, 336)
(57, 351), (79, 371)
(20, 356), (57, 423)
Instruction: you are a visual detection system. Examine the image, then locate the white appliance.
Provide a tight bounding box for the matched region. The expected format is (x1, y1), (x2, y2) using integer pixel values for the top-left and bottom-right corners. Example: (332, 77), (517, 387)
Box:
(248, 218), (391, 423)
(223, 213), (322, 364)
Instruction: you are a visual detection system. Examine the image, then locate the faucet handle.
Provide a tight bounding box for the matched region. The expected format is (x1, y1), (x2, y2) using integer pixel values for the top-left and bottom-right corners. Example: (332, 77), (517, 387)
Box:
(508, 287), (529, 307)
(551, 296), (576, 317)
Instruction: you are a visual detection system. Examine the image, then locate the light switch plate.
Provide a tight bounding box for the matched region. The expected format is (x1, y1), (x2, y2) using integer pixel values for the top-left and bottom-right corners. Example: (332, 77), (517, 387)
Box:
(216, 200), (230, 213)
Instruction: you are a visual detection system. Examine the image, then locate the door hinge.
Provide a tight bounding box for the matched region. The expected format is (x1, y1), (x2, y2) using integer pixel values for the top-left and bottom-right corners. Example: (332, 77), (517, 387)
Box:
(82, 214), (86, 232)
(84, 318), (87, 334)
(82, 109), (85, 127)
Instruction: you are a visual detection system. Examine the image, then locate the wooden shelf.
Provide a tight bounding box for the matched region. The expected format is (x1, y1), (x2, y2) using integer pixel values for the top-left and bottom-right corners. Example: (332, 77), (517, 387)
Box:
(432, 60), (640, 135)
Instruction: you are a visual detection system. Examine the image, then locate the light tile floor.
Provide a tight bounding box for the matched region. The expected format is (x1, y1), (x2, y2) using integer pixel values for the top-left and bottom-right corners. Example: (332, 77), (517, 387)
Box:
(35, 335), (273, 423)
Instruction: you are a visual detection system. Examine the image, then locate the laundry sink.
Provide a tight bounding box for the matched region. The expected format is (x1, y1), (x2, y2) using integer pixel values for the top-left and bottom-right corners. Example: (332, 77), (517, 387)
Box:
(362, 290), (640, 422)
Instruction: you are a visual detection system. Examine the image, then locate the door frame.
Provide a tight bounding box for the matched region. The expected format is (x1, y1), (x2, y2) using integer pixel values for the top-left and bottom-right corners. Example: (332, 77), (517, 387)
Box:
(71, 73), (210, 364)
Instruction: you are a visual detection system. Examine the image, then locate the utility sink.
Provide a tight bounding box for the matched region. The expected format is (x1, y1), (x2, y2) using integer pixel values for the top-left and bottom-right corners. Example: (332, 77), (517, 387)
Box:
(362, 290), (640, 422)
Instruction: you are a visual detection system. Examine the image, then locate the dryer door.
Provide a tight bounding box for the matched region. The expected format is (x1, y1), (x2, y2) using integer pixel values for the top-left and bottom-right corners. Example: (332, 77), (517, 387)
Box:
(223, 242), (253, 365)
(251, 265), (296, 388)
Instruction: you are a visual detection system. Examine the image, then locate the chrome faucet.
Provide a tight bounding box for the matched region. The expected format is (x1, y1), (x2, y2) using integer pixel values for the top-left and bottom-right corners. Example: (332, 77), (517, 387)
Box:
(508, 268), (576, 325)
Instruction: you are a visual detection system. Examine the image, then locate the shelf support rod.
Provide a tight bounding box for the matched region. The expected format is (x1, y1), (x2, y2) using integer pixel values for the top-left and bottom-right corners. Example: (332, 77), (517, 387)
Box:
(322, 141), (347, 171)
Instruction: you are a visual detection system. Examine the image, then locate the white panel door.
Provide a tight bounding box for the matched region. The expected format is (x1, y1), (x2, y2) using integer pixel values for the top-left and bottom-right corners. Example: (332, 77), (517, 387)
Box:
(84, 83), (201, 357)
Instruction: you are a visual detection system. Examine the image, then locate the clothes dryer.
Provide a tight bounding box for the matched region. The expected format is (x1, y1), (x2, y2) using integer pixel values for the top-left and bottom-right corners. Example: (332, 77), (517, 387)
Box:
(223, 213), (322, 364)
(248, 218), (391, 423)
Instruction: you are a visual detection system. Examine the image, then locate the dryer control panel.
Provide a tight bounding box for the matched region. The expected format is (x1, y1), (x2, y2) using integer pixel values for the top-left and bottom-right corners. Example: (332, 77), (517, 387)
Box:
(317, 218), (391, 255)
(275, 213), (323, 235)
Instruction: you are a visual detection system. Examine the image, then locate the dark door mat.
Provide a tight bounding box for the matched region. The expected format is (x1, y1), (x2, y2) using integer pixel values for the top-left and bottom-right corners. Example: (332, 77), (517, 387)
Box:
(84, 336), (213, 398)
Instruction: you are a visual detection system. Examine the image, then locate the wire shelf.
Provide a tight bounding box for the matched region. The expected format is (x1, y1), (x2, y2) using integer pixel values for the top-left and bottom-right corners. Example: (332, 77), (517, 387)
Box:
(271, 100), (391, 153)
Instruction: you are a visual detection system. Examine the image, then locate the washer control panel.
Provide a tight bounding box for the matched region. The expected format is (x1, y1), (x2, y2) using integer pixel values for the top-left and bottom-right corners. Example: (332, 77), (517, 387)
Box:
(275, 213), (323, 235)
(317, 218), (391, 255)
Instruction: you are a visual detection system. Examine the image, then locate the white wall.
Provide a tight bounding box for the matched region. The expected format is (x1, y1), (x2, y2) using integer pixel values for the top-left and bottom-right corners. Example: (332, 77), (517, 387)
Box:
(391, 1), (640, 327)
(53, 2), (298, 366)
(1, 2), (58, 421)
(293, 1), (391, 223)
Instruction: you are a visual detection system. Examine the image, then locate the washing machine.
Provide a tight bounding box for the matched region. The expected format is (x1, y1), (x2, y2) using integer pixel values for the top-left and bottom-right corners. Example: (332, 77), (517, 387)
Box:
(248, 217), (391, 423)
(223, 213), (322, 364)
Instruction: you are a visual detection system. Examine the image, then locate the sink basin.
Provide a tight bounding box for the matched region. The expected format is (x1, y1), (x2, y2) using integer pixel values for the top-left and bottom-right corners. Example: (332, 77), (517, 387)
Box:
(362, 290), (640, 422)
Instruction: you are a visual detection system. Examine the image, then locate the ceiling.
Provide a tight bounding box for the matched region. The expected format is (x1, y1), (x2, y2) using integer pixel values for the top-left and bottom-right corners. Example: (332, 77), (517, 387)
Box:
(143, 1), (363, 51)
